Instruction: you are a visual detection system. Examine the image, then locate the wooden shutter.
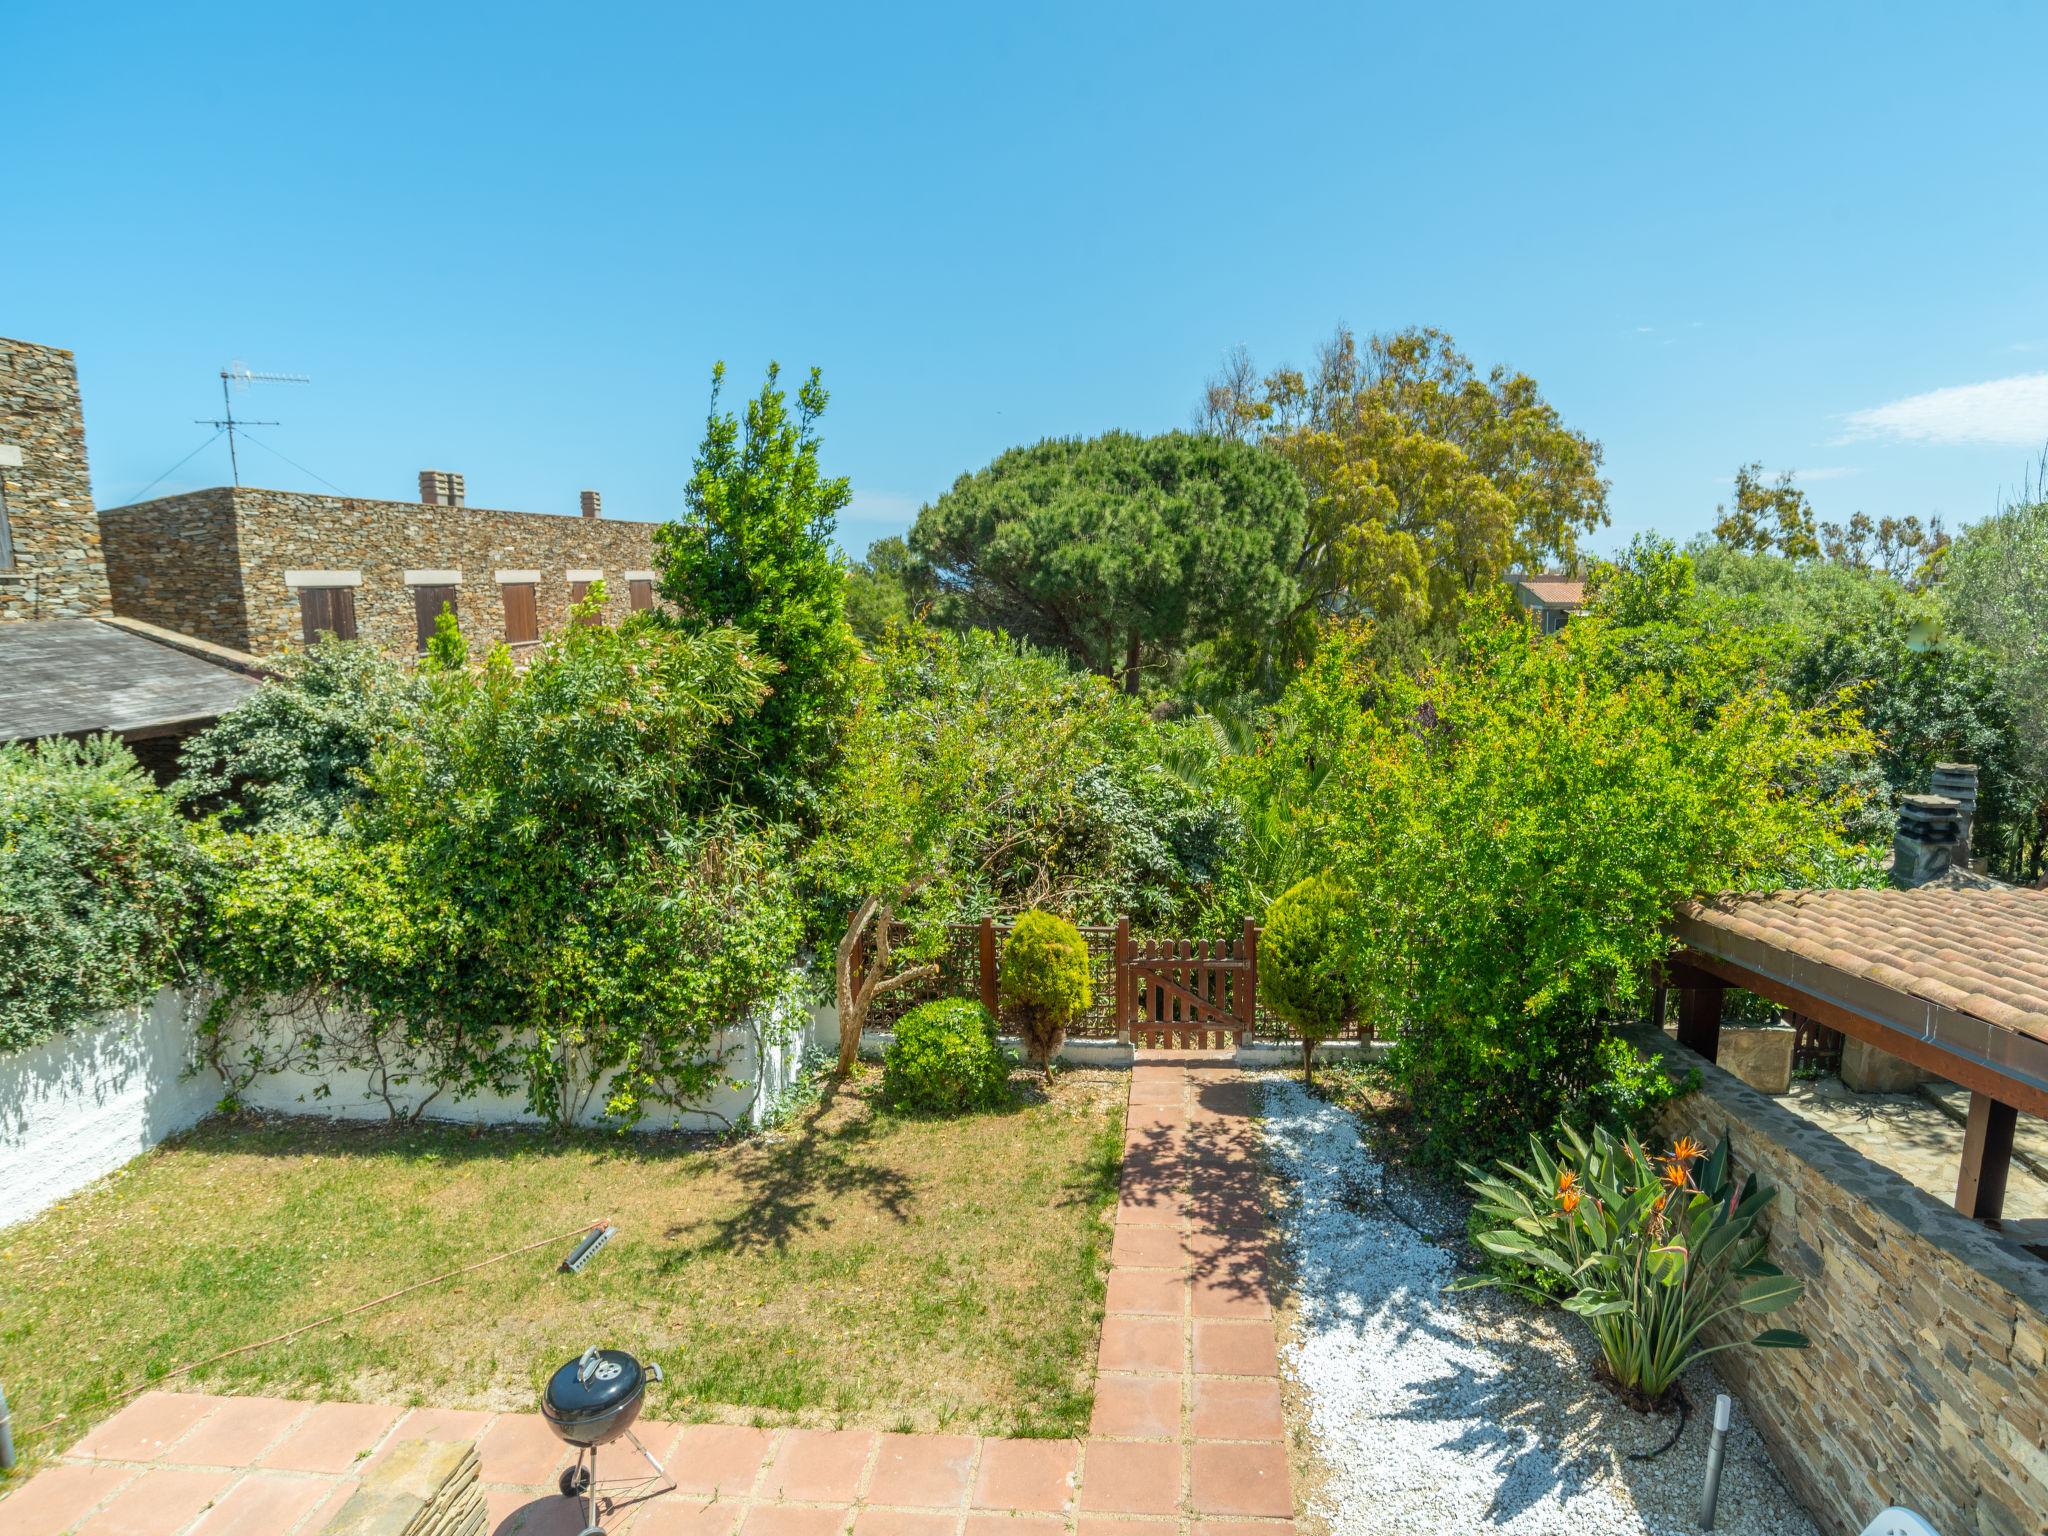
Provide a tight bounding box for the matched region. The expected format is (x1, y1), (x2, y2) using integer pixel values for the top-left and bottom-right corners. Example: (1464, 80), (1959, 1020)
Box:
(298, 586), (357, 643)
(629, 578), (654, 612)
(568, 580), (602, 626)
(413, 584), (458, 653)
(501, 582), (538, 644)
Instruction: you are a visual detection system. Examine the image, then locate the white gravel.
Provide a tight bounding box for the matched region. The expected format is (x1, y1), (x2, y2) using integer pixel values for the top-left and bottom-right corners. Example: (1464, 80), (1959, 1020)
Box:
(1258, 1076), (1818, 1536)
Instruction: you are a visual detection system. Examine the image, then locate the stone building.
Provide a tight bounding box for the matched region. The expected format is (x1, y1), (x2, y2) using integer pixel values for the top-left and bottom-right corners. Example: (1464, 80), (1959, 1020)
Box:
(0, 335), (115, 622)
(100, 475), (669, 658)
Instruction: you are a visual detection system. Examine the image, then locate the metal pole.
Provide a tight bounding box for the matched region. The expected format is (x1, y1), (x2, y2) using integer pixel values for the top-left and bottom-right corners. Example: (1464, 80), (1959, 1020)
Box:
(1698, 1392), (1731, 1529)
(1, 1379), (17, 1472)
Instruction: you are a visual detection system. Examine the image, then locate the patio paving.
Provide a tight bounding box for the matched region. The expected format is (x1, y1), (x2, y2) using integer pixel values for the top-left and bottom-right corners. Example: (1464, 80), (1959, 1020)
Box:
(1, 1058), (1294, 1536)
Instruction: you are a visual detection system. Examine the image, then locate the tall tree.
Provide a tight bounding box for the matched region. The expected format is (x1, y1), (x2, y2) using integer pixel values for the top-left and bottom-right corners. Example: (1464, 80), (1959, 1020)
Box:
(843, 536), (937, 642)
(1200, 325), (1608, 662)
(655, 361), (860, 812)
(909, 430), (1305, 692)
(1712, 464), (1820, 560)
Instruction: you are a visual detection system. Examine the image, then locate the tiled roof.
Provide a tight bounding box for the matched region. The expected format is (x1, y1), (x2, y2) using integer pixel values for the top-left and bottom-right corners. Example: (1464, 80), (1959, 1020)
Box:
(1673, 887), (2048, 1045)
(1512, 576), (1586, 607)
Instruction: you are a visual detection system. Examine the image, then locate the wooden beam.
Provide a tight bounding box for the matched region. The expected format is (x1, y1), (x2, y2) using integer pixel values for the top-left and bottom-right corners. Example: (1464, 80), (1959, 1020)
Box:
(978, 917), (998, 1017)
(1956, 1092), (2019, 1220)
(1670, 948), (2048, 1122)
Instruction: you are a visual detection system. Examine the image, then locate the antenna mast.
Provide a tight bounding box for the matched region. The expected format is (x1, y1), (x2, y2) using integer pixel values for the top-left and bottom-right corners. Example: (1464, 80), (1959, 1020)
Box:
(197, 363), (310, 487)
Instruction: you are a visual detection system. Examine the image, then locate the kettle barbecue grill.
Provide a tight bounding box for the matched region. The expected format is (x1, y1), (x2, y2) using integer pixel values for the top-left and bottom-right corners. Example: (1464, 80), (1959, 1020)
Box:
(542, 1346), (675, 1533)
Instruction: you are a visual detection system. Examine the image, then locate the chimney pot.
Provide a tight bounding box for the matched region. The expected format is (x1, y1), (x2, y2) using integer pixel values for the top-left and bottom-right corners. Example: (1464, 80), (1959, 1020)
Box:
(580, 490), (602, 519)
(1893, 792), (1963, 889)
(419, 469), (466, 507)
(1929, 763), (1979, 869)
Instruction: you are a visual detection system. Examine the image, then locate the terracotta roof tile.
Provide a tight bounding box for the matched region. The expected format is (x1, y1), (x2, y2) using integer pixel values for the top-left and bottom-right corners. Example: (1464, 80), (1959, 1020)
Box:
(1673, 887), (2048, 1046)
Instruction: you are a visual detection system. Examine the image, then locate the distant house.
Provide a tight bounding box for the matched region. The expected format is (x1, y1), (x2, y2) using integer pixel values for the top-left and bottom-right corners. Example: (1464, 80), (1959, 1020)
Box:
(1, 335), (260, 775)
(1510, 574), (1586, 636)
(100, 476), (667, 660)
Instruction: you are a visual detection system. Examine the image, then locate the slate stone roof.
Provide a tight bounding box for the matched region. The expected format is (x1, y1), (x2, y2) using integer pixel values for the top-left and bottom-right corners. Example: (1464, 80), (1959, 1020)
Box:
(1674, 886), (2048, 1046)
(0, 618), (259, 742)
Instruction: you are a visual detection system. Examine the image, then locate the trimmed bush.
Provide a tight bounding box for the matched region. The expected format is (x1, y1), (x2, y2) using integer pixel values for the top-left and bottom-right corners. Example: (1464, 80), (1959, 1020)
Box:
(1259, 874), (1365, 1083)
(999, 911), (1091, 1073)
(883, 999), (1013, 1113)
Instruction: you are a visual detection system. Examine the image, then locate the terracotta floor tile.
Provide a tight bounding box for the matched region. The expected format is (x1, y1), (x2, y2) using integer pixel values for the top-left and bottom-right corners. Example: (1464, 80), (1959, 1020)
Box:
(1189, 1322), (1277, 1378)
(476, 1412), (572, 1486)
(760, 1429), (875, 1503)
(1096, 1317), (1183, 1374)
(666, 1425), (776, 1499)
(850, 1511), (959, 1536)
(1189, 1379), (1285, 1442)
(865, 1433), (977, 1509)
(1190, 1272), (1269, 1320)
(74, 1466), (231, 1535)
(970, 1439), (1077, 1514)
(358, 1406), (497, 1473)
(739, 1506), (851, 1536)
(1077, 1519), (1180, 1536)
(486, 1487), (592, 1535)
(162, 1397), (310, 1468)
(627, 1496), (745, 1536)
(255, 1401), (402, 1475)
(182, 1470), (333, 1535)
(1077, 1440), (1181, 1516)
(1109, 1226), (1187, 1269)
(0, 1462), (140, 1534)
(1188, 1443), (1291, 1518)
(1088, 1376), (1181, 1440)
(70, 1393), (219, 1463)
(963, 1517), (1065, 1536)
(1184, 1231), (1266, 1266)
(1114, 1184), (1187, 1228)
(1104, 1269), (1185, 1317)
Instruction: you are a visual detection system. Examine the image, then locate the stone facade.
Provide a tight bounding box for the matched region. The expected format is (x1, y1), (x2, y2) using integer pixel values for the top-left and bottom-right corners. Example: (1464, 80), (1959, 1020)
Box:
(1642, 1030), (2048, 1536)
(0, 336), (114, 621)
(101, 486), (666, 657)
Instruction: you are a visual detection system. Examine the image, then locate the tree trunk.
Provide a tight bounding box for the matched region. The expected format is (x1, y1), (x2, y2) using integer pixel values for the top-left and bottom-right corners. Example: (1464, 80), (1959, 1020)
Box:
(1302, 1038), (1315, 1086)
(835, 897), (880, 1076)
(1122, 628), (1141, 694)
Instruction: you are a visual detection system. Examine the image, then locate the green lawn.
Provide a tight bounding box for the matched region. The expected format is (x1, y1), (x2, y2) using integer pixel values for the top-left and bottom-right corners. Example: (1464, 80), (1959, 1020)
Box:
(0, 1066), (1123, 1470)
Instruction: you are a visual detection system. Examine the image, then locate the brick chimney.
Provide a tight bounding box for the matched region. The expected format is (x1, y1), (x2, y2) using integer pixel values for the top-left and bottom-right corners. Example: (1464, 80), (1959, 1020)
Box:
(1893, 793), (1964, 888)
(580, 490), (602, 519)
(419, 469), (466, 507)
(1929, 762), (1979, 870)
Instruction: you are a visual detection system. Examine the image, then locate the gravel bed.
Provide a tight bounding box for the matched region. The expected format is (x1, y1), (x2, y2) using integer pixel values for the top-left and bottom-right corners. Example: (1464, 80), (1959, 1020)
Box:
(1259, 1075), (1818, 1536)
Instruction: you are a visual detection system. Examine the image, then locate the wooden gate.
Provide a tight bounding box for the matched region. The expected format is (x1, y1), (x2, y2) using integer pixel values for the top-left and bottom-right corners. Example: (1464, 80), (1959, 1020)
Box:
(1115, 918), (1258, 1049)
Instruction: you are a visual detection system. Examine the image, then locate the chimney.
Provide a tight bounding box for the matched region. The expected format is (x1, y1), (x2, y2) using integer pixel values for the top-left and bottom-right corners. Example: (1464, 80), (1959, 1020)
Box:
(1929, 762), (1979, 870)
(1893, 793), (1963, 889)
(580, 489), (602, 520)
(419, 469), (466, 507)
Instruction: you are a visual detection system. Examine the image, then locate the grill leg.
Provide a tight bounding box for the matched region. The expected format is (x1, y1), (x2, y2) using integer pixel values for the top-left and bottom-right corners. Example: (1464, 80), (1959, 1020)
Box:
(625, 1426), (677, 1493)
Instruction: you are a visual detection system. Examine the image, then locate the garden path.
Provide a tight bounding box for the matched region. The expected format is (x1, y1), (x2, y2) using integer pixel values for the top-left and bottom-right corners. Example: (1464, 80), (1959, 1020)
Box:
(1, 1058), (1296, 1536)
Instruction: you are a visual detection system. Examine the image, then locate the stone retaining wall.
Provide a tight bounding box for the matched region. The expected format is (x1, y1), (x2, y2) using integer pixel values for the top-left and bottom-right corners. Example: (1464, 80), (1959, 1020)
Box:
(101, 486), (665, 656)
(1642, 1030), (2048, 1536)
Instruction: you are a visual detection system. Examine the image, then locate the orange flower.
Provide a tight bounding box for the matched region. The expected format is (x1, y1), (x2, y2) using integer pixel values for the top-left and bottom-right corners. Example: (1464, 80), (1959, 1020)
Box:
(1559, 1186), (1582, 1214)
(1668, 1135), (1706, 1165)
(1557, 1168), (1578, 1196)
(1662, 1159), (1692, 1191)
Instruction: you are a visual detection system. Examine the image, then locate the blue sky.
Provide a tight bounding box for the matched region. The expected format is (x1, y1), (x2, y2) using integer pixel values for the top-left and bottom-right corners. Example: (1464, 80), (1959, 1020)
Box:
(9, 2), (2048, 557)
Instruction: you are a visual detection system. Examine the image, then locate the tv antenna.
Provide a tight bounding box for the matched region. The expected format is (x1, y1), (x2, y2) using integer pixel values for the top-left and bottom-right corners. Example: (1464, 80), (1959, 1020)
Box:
(196, 362), (309, 487)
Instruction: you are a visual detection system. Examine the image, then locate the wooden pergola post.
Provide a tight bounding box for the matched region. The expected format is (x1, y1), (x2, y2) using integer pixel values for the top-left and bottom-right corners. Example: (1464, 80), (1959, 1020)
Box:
(1673, 969), (1725, 1063)
(1114, 917), (1132, 1046)
(1955, 1091), (2019, 1221)
(978, 917), (998, 1017)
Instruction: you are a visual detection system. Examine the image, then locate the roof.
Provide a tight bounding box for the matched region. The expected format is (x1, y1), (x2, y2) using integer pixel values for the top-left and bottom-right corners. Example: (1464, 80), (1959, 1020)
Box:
(1511, 576), (1586, 608)
(1672, 886), (2048, 1111)
(0, 619), (261, 742)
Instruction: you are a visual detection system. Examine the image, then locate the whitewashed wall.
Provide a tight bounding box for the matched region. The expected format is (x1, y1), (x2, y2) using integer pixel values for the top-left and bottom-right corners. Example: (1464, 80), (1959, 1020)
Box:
(0, 987), (220, 1230)
(2, 988), (838, 1231)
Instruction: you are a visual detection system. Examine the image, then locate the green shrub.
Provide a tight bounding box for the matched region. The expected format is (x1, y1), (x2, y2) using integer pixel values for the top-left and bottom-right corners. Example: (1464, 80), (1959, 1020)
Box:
(883, 999), (1013, 1113)
(0, 736), (207, 1052)
(1259, 874), (1365, 1083)
(999, 911), (1092, 1073)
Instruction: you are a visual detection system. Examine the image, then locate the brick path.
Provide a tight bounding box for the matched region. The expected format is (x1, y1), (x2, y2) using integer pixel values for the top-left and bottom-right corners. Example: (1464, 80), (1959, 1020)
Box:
(2, 1058), (1293, 1536)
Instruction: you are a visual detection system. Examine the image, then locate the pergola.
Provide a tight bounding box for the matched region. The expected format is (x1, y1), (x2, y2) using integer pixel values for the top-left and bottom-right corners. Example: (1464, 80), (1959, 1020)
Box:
(1665, 886), (2048, 1225)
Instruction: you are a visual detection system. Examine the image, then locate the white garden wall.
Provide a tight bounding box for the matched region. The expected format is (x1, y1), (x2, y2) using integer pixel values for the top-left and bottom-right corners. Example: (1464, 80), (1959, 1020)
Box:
(2, 988), (839, 1231)
(0, 987), (220, 1230)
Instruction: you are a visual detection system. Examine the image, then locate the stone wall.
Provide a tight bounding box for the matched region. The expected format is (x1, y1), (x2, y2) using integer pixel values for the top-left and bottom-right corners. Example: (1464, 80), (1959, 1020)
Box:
(1642, 1030), (2048, 1536)
(100, 486), (667, 657)
(0, 336), (113, 621)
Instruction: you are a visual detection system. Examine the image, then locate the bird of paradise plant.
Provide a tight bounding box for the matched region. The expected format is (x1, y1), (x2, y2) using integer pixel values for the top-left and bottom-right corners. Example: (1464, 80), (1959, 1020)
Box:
(1455, 1124), (1808, 1406)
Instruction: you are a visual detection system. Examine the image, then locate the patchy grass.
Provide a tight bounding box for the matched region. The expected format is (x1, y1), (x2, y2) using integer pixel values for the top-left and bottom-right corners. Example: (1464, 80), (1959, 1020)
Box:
(0, 1066), (1123, 1468)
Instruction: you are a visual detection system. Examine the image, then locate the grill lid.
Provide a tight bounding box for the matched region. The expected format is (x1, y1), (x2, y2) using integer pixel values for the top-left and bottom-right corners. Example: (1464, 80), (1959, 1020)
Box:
(544, 1348), (644, 1423)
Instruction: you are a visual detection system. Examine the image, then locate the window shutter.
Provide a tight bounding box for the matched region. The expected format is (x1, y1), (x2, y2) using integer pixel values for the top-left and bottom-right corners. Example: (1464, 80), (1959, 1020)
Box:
(299, 586), (358, 643)
(629, 578), (654, 612)
(501, 582), (539, 644)
(413, 584), (458, 653)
